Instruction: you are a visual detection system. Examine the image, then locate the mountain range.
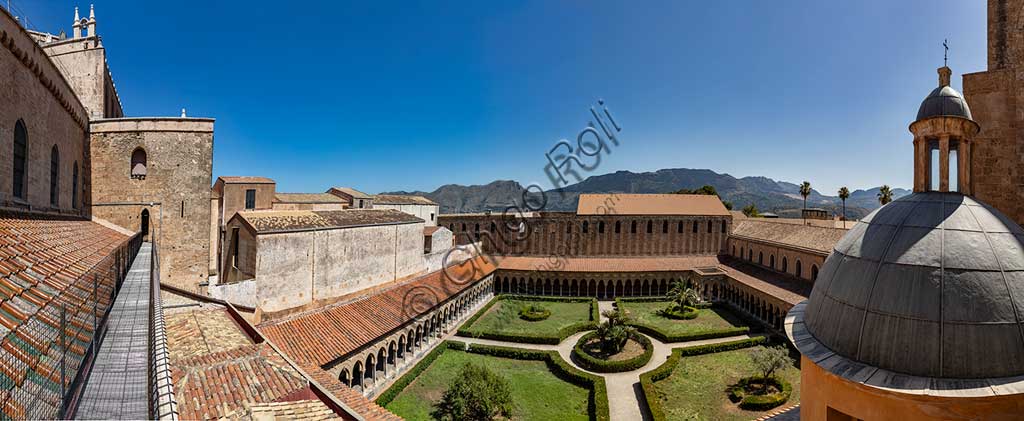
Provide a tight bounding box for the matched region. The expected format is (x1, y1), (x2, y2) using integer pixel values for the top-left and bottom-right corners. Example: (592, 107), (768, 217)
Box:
(384, 168), (910, 220)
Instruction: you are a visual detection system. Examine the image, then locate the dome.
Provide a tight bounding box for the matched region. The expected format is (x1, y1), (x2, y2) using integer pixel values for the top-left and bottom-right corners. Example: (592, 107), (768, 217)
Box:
(803, 192), (1024, 379)
(917, 85), (973, 121)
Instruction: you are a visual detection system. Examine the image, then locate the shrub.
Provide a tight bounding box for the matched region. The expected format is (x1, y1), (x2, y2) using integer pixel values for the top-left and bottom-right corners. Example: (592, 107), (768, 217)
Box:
(728, 376), (792, 411)
(630, 323), (749, 344)
(658, 305), (699, 320)
(572, 331), (653, 373)
(457, 296), (599, 344)
(431, 362), (514, 421)
(518, 304), (551, 321)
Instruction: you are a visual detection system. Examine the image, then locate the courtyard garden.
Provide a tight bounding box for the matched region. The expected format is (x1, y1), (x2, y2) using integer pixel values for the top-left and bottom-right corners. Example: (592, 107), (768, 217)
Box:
(379, 341), (607, 421)
(641, 340), (800, 421)
(457, 295), (599, 344)
(617, 298), (750, 342)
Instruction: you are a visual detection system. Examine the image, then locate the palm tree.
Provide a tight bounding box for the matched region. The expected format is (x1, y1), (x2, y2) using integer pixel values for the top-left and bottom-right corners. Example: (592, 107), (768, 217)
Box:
(877, 185), (893, 206)
(799, 181), (812, 223)
(838, 187), (850, 228)
(667, 278), (701, 309)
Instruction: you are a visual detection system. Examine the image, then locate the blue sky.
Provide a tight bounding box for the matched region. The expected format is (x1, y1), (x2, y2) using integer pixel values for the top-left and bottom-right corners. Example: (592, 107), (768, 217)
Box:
(14, 1), (986, 195)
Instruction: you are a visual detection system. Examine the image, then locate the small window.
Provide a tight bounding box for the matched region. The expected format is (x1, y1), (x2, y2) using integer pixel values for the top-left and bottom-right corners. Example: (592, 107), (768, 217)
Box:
(782, 257), (788, 273)
(707, 221), (713, 233)
(49, 145), (59, 207)
(475, 223), (480, 232)
(582, 221), (589, 234)
(461, 223), (466, 231)
(430, 213), (435, 221)
(662, 221), (668, 233)
(72, 162), (79, 209)
(13, 119), (27, 199)
(692, 221), (699, 233)
(131, 147), (147, 179)
(566, 222), (572, 234)
(646, 221), (652, 234)
(615, 221), (621, 234)
(490, 222), (496, 232)
(244, 189), (256, 209)
(181, 200), (185, 218)
(677, 221), (683, 233)
(358, 199), (364, 208)
(721, 221), (727, 233)
(230, 227), (240, 267)
(630, 221), (637, 234)
(598, 221), (605, 234)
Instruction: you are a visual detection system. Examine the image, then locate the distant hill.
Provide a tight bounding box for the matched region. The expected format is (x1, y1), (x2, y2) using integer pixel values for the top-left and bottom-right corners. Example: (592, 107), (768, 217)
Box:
(384, 168), (910, 220)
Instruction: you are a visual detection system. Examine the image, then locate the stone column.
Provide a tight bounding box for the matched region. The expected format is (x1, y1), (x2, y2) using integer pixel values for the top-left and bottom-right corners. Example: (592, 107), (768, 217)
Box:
(962, 139), (972, 195)
(913, 136), (926, 192)
(939, 135), (951, 192)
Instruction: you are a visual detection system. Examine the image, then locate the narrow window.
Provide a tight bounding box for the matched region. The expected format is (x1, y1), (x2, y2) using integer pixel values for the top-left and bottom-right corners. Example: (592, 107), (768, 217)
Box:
(598, 221), (605, 234)
(430, 213), (435, 221)
(708, 221), (713, 233)
(461, 223), (466, 231)
(615, 221), (621, 234)
(49, 145), (59, 207)
(230, 227), (240, 267)
(72, 162), (79, 209)
(490, 222), (496, 233)
(181, 200), (185, 218)
(13, 119), (27, 199)
(721, 221), (727, 233)
(630, 221), (636, 234)
(782, 257), (788, 273)
(677, 221), (683, 233)
(949, 144), (959, 192)
(475, 223), (480, 232)
(130, 147), (147, 179)
(662, 221), (668, 233)
(796, 260), (803, 278)
(582, 221), (589, 234)
(929, 141), (940, 191)
(358, 199), (364, 208)
(692, 221), (699, 233)
(646, 221), (652, 234)
(566, 222), (572, 234)
(244, 189), (256, 209)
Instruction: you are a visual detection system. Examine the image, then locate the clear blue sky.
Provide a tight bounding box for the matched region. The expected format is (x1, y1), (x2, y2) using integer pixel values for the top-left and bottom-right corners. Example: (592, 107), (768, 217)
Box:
(14, 1), (986, 195)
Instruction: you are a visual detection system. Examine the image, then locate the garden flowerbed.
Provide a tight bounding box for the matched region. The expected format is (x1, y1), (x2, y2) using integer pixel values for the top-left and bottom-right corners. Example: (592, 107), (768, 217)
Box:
(571, 331), (653, 373)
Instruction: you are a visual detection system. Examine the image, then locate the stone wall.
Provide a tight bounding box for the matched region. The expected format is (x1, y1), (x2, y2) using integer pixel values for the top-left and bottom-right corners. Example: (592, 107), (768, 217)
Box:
(439, 213), (730, 257)
(39, 36), (122, 119)
(0, 9), (90, 214)
(89, 118), (213, 291)
(725, 236), (825, 283)
(271, 202), (346, 211)
(375, 203), (439, 226)
(238, 221), (427, 314)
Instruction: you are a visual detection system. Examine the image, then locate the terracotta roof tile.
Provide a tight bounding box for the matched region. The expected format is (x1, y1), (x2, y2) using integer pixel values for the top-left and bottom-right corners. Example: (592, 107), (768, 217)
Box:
(731, 219), (848, 254)
(259, 256), (497, 367)
(373, 194), (437, 206)
(274, 193), (346, 204)
(327, 187), (372, 199)
(218, 176), (276, 184)
(237, 209), (423, 234)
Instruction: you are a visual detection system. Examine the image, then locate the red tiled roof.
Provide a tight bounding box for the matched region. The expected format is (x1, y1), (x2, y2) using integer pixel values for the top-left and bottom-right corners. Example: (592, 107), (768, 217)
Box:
(496, 255), (721, 273)
(300, 362), (401, 421)
(236, 209), (423, 234)
(731, 219), (848, 255)
(0, 212), (130, 419)
(259, 256), (497, 367)
(423, 226), (441, 236)
(218, 176), (276, 184)
(718, 257), (811, 306)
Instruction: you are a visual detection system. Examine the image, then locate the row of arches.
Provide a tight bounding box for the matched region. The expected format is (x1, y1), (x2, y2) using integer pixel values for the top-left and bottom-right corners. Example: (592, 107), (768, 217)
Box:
(493, 275), (673, 298)
(693, 280), (787, 331)
(731, 242), (819, 282)
(336, 279), (494, 394)
(12, 119), (80, 209)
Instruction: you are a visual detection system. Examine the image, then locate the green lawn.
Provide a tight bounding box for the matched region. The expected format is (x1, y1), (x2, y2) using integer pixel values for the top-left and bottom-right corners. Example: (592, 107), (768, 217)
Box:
(462, 298), (592, 338)
(619, 301), (746, 336)
(652, 346), (801, 421)
(385, 349), (591, 421)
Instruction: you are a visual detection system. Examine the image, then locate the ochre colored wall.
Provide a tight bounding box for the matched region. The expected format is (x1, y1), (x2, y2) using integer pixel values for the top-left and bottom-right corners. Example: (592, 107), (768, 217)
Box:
(801, 356), (1024, 421)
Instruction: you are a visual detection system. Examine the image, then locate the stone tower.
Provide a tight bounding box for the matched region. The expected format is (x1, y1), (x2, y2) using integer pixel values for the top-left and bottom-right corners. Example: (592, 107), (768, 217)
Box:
(909, 66), (980, 194)
(962, 0), (1024, 225)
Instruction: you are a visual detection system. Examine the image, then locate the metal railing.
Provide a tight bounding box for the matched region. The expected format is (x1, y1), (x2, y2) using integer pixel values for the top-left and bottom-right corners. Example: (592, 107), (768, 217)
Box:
(148, 243), (177, 420)
(0, 231), (144, 419)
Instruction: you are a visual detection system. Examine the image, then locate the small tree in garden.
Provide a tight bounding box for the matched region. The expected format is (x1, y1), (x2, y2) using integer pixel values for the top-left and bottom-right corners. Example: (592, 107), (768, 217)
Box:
(750, 346), (791, 393)
(667, 278), (701, 309)
(431, 363), (513, 421)
(596, 310), (635, 354)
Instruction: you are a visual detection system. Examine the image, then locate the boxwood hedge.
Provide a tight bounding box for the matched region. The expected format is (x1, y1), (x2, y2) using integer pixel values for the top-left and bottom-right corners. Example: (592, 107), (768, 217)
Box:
(571, 331), (653, 373)
(728, 376), (792, 411)
(457, 295), (599, 344)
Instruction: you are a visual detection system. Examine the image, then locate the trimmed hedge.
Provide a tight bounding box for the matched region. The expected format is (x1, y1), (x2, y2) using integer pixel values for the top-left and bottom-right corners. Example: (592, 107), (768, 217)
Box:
(457, 295), (600, 344)
(638, 336), (768, 421)
(617, 296), (712, 309)
(375, 339), (455, 407)
(465, 343), (610, 421)
(519, 305), (552, 321)
(658, 305), (699, 320)
(571, 331), (653, 373)
(728, 376), (792, 411)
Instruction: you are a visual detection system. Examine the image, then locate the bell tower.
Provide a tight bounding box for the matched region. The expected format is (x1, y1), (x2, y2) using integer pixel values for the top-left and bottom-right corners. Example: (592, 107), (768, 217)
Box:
(909, 66), (980, 194)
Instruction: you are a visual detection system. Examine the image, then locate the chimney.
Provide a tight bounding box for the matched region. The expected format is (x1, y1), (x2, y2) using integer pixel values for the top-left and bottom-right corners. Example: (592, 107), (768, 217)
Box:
(938, 66), (952, 88)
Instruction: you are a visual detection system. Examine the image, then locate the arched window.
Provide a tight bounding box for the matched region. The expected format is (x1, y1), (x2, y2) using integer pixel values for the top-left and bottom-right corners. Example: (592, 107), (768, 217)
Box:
(631, 221), (637, 234)
(748, 249), (753, 260)
(707, 221), (713, 233)
(677, 221), (684, 233)
(692, 221), (699, 233)
(796, 260), (802, 278)
(582, 221), (589, 234)
(49, 145), (59, 207)
(131, 147), (147, 179)
(758, 252), (763, 265)
(770, 254), (775, 269)
(662, 221), (668, 233)
(811, 264), (819, 281)
(72, 162), (79, 209)
(13, 120), (27, 199)
(782, 257), (788, 273)
(598, 221), (605, 234)
(721, 221), (727, 233)
(732, 245), (736, 256)
(614, 221), (621, 234)
(646, 221), (652, 233)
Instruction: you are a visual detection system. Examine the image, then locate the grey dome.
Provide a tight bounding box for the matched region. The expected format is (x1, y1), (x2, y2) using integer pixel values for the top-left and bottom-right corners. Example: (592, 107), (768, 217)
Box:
(804, 192), (1024, 379)
(917, 86), (973, 121)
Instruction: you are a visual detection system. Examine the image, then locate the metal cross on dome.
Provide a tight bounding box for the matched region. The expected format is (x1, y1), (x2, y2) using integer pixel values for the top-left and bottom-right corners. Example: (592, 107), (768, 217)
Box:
(944, 39), (949, 66)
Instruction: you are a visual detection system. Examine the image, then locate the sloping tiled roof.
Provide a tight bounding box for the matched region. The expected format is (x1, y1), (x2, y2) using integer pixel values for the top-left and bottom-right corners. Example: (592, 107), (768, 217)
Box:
(219, 399), (338, 420)
(373, 194), (437, 206)
(236, 210), (423, 234)
(496, 255), (721, 273)
(730, 219), (848, 254)
(423, 226), (441, 236)
(259, 256), (497, 367)
(328, 187), (372, 199)
(299, 362), (401, 421)
(0, 212), (130, 419)
(274, 193), (346, 204)
(576, 194), (731, 216)
(218, 176), (276, 184)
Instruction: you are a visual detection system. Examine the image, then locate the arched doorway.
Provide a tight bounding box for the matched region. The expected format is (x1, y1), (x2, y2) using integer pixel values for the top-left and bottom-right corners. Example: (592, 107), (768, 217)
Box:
(140, 209), (150, 241)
